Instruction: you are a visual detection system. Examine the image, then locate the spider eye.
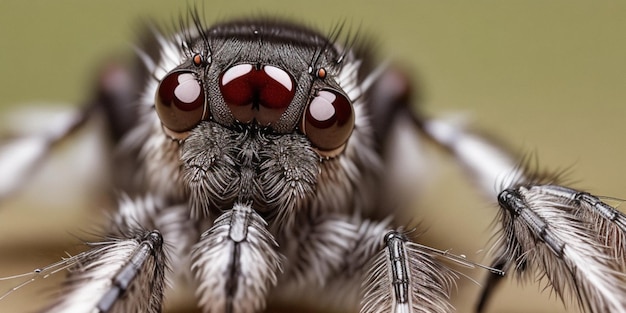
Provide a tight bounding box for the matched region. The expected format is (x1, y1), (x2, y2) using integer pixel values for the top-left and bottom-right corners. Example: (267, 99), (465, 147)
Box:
(302, 89), (354, 154)
(155, 70), (206, 132)
(219, 64), (296, 125)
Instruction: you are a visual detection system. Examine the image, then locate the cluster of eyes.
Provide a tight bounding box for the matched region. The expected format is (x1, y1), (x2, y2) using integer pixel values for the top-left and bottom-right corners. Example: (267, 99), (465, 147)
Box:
(155, 54), (354, 157)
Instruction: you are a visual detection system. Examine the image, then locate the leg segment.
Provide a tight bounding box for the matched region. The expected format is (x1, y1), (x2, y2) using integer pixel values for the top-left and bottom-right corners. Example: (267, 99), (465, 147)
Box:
(191, 203), (284, 313)
(0, 106), (91, 202)
(1, 194), (198, 313)
(419, 117), (524, 199)
(0, 61), (138, 203)
(537, 185), (626, 260)
(278, 214), (459, 313)
(361, 230), (456, 313)
(45, 231), (166, 313)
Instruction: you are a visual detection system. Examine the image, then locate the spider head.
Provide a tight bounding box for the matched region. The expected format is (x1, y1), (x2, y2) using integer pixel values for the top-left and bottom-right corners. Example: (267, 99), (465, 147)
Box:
(135, 19), (379, 229)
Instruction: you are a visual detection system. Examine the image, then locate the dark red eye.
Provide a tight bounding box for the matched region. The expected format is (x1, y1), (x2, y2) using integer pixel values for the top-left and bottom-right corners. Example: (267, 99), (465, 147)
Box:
(219, 64), (295, 125)
(155, 70), (206, 132)
(302, 89), (354, 153)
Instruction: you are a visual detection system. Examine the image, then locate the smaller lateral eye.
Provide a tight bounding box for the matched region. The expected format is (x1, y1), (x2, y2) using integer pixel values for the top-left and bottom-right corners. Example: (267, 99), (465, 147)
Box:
(302, 88), (354, 155)
(155, 70), (206, 133)
(193, 54), (203, 66)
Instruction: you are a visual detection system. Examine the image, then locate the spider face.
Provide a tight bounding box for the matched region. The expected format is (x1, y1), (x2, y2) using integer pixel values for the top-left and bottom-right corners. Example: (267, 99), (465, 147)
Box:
(134, 19), (376, 230)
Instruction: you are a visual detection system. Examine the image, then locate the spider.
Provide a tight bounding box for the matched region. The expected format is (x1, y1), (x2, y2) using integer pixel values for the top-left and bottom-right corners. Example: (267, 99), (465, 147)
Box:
(1, 4), (625, 313)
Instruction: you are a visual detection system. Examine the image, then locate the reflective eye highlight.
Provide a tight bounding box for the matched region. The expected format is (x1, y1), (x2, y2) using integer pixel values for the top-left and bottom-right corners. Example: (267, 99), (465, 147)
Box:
(302, 89), (354, 153)
(155, 70), (206, 132)
(219, 64), (296, 125)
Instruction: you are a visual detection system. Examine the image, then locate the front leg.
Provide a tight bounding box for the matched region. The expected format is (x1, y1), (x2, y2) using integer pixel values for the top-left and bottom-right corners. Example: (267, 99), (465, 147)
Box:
(280, 215), (459, 313)
(419, 116), (626, 312)
(41, 230), (165, 313)
(361, 230), (456, 313)
(191, 203), (284, 313)
(492, 185), (626, 312)
(31, 196), (171, 313)
(1, 195), (199, 313)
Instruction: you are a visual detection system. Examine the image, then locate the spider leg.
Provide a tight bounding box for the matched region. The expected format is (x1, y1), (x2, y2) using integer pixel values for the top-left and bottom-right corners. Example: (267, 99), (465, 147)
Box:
(46, 230), (165, 313)
(0, 61), (137, 203)
(2, 194), (197, 313)
(191, 203), (284, 313)
(274, 214), (459, 313)
(418, 117), (522, 199)
(417, 116), (626, 312)
(41, 198), (168, 313)
(360, 229), (457, 313)
(0, 106), (91, 201)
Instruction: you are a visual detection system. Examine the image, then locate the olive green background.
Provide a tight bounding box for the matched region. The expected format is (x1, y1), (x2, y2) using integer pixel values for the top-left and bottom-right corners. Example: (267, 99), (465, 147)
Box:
(1, 1), (625, 312)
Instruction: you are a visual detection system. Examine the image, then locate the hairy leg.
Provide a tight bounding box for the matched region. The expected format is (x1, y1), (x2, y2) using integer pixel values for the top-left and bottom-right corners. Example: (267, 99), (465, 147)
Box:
(274, 213), (461, 313)
(419, 116), (626, 312)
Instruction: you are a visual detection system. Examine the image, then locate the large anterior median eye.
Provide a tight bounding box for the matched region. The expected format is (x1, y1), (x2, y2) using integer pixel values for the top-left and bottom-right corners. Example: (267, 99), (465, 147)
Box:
(155, 70), (206, 132)
(219, 64), (296, 125)
(302, 89), (354, 155)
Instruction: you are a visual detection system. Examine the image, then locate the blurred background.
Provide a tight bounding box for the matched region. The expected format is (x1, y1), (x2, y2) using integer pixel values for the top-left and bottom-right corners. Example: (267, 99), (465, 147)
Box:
(1, 1), (625, 312)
